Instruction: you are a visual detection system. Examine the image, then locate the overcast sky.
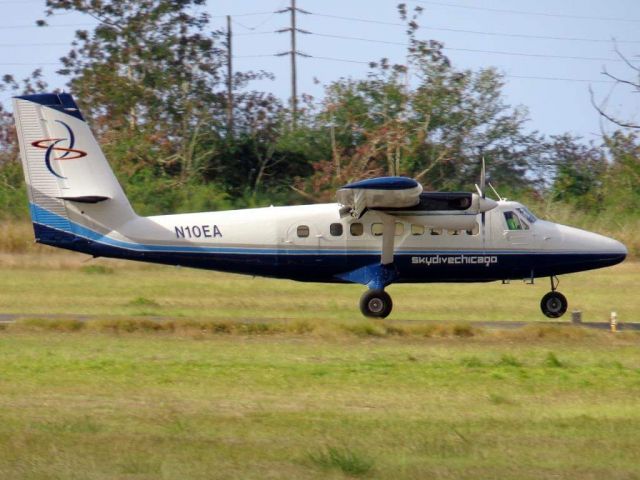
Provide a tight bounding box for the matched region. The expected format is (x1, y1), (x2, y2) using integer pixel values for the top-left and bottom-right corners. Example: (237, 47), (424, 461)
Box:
(2, 0), (639, 141)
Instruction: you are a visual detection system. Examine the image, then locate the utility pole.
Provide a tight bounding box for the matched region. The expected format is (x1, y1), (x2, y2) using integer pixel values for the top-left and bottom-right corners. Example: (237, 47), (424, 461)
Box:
(226, 15), (234, 138)
(276, 0), (309, 129)
(290, 0), (297, 124)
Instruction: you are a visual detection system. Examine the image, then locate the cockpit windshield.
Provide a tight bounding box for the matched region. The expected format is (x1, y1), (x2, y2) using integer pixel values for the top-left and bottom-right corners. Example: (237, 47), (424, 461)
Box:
(516, 207), (537, 224)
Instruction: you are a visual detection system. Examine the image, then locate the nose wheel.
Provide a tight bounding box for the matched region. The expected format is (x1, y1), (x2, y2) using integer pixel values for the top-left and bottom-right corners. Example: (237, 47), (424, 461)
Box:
(360, 289), (393, 318)
(540, 276), (568, 318)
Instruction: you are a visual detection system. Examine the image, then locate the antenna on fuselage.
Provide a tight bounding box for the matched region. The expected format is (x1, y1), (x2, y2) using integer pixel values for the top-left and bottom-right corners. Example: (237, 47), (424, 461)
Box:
(488, 182), (503, 202)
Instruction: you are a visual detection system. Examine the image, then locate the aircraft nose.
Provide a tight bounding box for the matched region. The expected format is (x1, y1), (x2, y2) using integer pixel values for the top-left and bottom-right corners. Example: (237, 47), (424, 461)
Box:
(558, 224), (627, 260)
(590, 232), (627, 264)
(611, 238), (628, 258)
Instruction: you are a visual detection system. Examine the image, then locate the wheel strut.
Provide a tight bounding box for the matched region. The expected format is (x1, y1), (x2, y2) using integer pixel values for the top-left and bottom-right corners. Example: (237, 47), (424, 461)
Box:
(542, 276), (567, 318)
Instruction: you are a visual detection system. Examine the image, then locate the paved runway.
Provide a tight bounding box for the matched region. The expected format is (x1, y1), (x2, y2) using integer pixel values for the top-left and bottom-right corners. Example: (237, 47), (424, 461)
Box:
(0, 313), (637, 330)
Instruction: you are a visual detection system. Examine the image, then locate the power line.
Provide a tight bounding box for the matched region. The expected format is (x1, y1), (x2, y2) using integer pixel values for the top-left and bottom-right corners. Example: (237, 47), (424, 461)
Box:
(307, 32), (626, 63)
(230, 1), (287, 31)
(234, 54), (279, 59)
(0, 62), (60, 66)
(234, 31), (274, 37)
(505, 74), (615, 84)
(308, 55), (369, 65)
(233, 54), (617, 84)
(0, 42), (69, 47)
(444, 46), (623, 63)
(230, 28), (629, 64)
(0, 23), (92, 29)
(410, 0), (640, 23)
(210, 12), (275, 19)
(312, 32), (405, 47)
(309, 11), (640, 44)
(420, 25), (640, 45)
(311, 12), (403, 27)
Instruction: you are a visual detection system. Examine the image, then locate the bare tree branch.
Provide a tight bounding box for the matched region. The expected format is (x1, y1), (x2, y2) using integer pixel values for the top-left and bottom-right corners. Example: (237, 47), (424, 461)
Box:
(602, 69), (640, 91)
(591, 43), (640, 129)
(589, 85), (640, 129)
(613, 41), (640, 73)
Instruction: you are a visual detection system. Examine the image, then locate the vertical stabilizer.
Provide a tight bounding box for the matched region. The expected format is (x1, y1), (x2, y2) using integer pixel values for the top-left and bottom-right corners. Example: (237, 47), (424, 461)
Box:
(13, 93), (137, 247)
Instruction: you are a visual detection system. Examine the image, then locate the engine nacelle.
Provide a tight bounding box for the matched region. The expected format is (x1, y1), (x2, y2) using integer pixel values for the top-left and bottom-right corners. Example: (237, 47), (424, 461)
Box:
(337, 177), (423, 219)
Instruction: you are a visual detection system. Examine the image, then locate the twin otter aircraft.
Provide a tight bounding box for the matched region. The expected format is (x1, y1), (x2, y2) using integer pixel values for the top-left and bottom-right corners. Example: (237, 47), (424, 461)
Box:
(13, 93), (627, 318)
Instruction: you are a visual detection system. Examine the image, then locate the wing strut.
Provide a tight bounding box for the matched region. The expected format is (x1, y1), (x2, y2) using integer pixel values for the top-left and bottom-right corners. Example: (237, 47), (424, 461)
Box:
(380, 214), (395, 265)
(335, 212), (398, 291)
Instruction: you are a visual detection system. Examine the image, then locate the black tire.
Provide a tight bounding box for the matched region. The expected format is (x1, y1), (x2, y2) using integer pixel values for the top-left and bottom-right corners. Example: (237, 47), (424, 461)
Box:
(540, 291), (568, 318)
(359, 290), (393, 318)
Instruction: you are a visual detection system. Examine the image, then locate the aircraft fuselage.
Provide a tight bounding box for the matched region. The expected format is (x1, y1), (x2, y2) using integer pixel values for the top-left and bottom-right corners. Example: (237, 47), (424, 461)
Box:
(32, 199), (627, 284)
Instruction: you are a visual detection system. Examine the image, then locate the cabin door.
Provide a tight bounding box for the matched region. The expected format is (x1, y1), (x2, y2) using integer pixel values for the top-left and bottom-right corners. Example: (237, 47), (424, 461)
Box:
(502, 210), (537, 247)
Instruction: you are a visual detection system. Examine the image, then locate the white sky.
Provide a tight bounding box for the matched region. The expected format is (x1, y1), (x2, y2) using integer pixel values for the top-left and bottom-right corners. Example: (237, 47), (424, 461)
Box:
(2, 0), (639, 141)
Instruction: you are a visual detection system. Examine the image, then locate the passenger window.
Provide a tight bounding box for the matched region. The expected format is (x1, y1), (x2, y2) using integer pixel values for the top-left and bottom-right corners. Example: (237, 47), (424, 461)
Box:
(350, 223), (363, 236)
(371, 223), (404, 236)
(411, 224), (425, 236)
(430, 228), (442, 236)
(504, 211), (523, 231)
(297, 225), (310, 238)
(330, 223), (343, 236)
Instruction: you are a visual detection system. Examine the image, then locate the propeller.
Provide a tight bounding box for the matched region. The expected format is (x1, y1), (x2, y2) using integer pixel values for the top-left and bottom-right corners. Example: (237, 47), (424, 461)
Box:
(474, 157), (488, 248)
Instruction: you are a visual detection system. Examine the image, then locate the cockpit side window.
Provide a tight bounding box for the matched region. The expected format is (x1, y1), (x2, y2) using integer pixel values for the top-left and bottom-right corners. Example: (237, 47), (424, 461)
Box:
(504, 211), (524, 230)
(516, 207), (537, 224)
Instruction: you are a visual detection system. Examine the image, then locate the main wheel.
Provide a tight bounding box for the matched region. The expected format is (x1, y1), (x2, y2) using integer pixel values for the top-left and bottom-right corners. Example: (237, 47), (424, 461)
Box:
(540, 291), (568, 318)
(359, 290), (393, 318)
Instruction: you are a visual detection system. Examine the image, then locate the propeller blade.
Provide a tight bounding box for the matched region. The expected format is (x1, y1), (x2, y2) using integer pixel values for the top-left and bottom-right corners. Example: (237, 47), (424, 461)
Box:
(481, 211), (486, 248)
(480, 157), (486, 198)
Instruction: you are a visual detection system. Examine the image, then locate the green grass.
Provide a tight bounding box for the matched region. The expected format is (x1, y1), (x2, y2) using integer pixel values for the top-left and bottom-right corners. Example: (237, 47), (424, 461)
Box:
(0, 253), (637, 322)
(0, 254), (638, 478)
(1, 332), (640, 478)
(309, 446), (374, 476)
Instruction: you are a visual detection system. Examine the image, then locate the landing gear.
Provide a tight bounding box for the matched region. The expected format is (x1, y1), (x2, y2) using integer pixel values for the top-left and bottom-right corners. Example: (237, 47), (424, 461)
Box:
(540, 276), (568, 318)
(360, 290), (393, 318)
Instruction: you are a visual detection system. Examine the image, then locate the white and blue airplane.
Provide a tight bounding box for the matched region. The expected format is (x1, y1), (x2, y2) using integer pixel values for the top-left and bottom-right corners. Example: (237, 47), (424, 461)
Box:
(13, 93), (627, 318)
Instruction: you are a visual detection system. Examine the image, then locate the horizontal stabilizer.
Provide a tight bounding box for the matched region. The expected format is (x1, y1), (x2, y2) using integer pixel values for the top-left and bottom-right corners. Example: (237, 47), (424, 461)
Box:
(56, 195), (110, 204)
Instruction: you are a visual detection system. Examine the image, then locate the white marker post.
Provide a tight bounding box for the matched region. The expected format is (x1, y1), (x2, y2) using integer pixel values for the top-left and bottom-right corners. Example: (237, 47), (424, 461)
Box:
(610, 311), (618, 333)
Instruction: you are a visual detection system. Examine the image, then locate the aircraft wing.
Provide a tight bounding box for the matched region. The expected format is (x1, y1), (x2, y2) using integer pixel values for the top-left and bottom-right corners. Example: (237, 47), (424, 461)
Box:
(334, 174), (500, 293)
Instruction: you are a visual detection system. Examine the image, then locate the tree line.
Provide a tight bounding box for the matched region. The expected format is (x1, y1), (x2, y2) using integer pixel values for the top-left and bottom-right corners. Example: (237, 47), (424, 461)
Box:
(0, 0), (637, 243)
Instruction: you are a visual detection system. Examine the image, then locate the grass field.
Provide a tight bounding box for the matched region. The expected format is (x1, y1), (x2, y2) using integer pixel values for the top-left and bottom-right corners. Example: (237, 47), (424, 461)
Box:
(0, 251), (638, 323)
(0, 252), (639, 479)
(2, 330), (640, 479)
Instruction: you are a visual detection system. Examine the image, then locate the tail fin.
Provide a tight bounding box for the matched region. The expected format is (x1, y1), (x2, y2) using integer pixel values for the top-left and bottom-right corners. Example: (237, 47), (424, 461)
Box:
(13, 93), (137, 249)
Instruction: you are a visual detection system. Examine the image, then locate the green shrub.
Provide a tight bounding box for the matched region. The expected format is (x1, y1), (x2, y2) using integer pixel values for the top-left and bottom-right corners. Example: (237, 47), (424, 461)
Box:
(127, 297), (160, 308)
(81, 265), (114, 275)
(544, 352), (565, 368)
(309, 446), (374, 476)
(16, 317), (85, 332)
